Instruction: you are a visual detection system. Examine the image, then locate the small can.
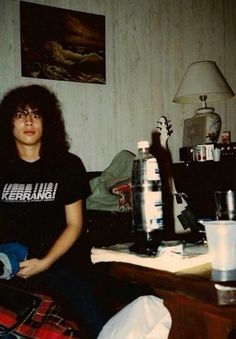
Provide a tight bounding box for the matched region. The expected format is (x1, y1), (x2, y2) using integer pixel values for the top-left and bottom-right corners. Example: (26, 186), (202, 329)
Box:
(194, 145), (206, 162)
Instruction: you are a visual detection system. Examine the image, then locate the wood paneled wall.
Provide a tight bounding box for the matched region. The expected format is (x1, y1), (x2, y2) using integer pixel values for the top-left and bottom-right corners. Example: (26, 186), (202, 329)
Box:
(0, 0), (235, 170)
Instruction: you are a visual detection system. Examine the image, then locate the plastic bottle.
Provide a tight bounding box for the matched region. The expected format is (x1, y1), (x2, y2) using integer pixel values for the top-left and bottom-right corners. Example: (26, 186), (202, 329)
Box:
(130, 140), (164, 255)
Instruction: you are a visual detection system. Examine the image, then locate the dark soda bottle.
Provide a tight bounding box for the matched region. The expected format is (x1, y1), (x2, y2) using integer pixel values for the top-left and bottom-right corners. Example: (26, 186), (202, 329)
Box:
(130, 140), (164, 255)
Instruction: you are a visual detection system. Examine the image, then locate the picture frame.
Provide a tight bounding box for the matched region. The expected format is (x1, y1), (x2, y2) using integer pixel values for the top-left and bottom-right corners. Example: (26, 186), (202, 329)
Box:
(20, 1), (106, 84)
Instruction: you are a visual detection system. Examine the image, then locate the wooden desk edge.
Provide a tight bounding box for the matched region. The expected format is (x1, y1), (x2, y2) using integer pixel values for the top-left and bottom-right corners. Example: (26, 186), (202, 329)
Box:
(105, 262), (236, 312)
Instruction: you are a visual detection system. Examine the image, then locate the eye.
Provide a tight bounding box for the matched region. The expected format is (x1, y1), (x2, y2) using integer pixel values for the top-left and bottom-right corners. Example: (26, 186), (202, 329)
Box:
(32, 112), (41, 119)
(14, 112), (25, 119)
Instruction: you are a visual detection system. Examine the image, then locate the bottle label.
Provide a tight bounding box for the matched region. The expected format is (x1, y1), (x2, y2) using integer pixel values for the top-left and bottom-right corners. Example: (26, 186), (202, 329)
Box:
(131, 155), (163, 233)
(146, 158), (160, 181)
(143, 191), (163, 232)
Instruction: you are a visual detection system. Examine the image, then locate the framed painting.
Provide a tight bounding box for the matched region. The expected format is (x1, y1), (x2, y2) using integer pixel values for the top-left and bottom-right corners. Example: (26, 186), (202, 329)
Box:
(20, 1), (106, 84)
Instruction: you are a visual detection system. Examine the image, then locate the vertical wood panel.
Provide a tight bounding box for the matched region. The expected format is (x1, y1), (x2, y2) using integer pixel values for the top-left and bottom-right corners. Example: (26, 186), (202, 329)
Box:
(0, 0), (235, 169)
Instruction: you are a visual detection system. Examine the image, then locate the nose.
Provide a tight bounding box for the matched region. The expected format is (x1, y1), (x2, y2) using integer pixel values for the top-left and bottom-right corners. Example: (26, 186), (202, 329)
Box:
(25, 114), (33, 126)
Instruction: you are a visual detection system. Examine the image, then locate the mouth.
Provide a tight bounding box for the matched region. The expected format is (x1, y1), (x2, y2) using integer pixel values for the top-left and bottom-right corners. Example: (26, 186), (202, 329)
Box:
(24, 130), (35, 136)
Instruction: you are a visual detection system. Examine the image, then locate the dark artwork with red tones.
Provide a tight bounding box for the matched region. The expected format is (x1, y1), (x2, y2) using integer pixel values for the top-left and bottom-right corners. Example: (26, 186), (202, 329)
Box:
(20, 1), (105, 84)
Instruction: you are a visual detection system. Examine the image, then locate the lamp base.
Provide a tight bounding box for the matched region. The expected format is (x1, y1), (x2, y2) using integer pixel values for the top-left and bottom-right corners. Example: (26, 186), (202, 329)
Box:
(182, 107), (221, 147)
(195, 107), (221, 144)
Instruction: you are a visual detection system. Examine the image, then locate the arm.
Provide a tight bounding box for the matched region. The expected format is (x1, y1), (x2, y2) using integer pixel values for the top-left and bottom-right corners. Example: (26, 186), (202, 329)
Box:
(17, 199), (83, 279)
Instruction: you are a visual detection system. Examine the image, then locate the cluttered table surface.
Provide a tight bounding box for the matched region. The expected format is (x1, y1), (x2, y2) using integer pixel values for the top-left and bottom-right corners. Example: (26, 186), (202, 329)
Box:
(91, 242), (236, 339)
(91, 241), (211, 273)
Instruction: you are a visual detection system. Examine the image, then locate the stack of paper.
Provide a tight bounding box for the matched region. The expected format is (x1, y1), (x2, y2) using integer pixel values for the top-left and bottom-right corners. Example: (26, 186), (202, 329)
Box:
(91, 242), (211, 273)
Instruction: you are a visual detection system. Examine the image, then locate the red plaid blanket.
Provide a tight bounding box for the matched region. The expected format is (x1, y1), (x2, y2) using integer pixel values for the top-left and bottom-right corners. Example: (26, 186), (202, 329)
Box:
(0, 293), (80, 338)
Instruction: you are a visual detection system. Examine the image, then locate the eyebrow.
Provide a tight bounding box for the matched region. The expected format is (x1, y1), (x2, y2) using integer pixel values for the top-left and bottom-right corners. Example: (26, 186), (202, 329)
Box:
(16, 108), (40, 113)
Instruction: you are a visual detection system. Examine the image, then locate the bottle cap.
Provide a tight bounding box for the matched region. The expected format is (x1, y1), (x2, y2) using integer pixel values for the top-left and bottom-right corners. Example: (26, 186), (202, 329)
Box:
(138, 140), (149, 149)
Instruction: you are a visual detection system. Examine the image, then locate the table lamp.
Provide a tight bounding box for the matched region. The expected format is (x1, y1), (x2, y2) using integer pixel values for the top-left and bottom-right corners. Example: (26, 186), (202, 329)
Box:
(173, 60), (235, 146)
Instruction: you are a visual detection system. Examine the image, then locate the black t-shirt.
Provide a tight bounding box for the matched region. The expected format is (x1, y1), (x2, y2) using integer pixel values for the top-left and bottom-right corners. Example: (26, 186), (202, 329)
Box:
(0, 153), (91, 259)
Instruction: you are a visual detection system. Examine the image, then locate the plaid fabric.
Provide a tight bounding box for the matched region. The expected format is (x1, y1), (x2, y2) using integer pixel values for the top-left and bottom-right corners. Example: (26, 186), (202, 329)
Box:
(0, 293), (80, 338)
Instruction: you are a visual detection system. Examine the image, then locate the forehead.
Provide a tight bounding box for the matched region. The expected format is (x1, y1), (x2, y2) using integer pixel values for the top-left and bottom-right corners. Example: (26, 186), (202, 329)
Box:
(16, 104), (38, 111)
(16, 106), (39, 114)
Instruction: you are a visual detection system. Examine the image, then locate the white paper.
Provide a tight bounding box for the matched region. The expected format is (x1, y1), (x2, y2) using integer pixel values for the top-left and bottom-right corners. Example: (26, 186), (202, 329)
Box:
(91, 242), (211, 273)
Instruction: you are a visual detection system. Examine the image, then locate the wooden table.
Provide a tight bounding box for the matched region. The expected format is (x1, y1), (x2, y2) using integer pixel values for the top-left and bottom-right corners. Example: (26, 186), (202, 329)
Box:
(106, 262), (236, 339)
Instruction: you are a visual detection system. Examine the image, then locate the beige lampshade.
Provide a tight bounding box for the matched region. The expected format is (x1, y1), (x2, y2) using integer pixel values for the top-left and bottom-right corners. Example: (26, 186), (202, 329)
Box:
(173, 61), (235, 104)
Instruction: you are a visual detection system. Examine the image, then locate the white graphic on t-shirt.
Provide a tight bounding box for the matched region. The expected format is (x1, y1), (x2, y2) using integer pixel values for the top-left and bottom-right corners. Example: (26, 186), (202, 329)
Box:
(1, 183), (58, 202)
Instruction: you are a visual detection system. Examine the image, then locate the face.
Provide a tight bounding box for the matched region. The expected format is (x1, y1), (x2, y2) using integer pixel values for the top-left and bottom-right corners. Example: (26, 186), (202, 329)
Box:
(12, 105), (43, 149)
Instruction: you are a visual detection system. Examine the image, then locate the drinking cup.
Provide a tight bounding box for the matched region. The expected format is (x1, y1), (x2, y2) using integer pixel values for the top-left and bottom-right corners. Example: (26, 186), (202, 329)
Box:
(214, 190), (236, 220)
(212, 148), (221, 161)
(203, 220), (236, 272)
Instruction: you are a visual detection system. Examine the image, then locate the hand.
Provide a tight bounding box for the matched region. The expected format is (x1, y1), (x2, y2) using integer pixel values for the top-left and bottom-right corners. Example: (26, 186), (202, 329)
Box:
(16, 258), (50, 279)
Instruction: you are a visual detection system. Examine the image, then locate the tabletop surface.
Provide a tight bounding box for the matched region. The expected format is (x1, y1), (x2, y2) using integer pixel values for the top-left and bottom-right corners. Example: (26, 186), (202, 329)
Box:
(91, 241), (236, 306)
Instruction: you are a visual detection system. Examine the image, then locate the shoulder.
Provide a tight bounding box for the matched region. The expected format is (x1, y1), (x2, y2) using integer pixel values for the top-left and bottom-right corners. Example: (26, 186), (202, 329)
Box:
(53, 152), (88, 178)
(57, 153), (91, 200)
(59, 152), (86, 169)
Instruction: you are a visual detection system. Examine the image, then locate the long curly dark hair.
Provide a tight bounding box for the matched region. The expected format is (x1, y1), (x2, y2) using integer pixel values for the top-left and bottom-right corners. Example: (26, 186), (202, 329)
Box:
(0, 84), (70, 159)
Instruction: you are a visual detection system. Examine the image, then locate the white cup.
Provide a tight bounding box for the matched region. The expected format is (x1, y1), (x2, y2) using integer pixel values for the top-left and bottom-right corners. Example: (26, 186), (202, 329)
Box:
(203, 220), (236, 271)
(212, 148), (221, 161)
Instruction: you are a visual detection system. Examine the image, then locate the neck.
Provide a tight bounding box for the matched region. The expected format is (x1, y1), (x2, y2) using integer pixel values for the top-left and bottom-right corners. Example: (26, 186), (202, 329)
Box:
(16, 144), (41, 163)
